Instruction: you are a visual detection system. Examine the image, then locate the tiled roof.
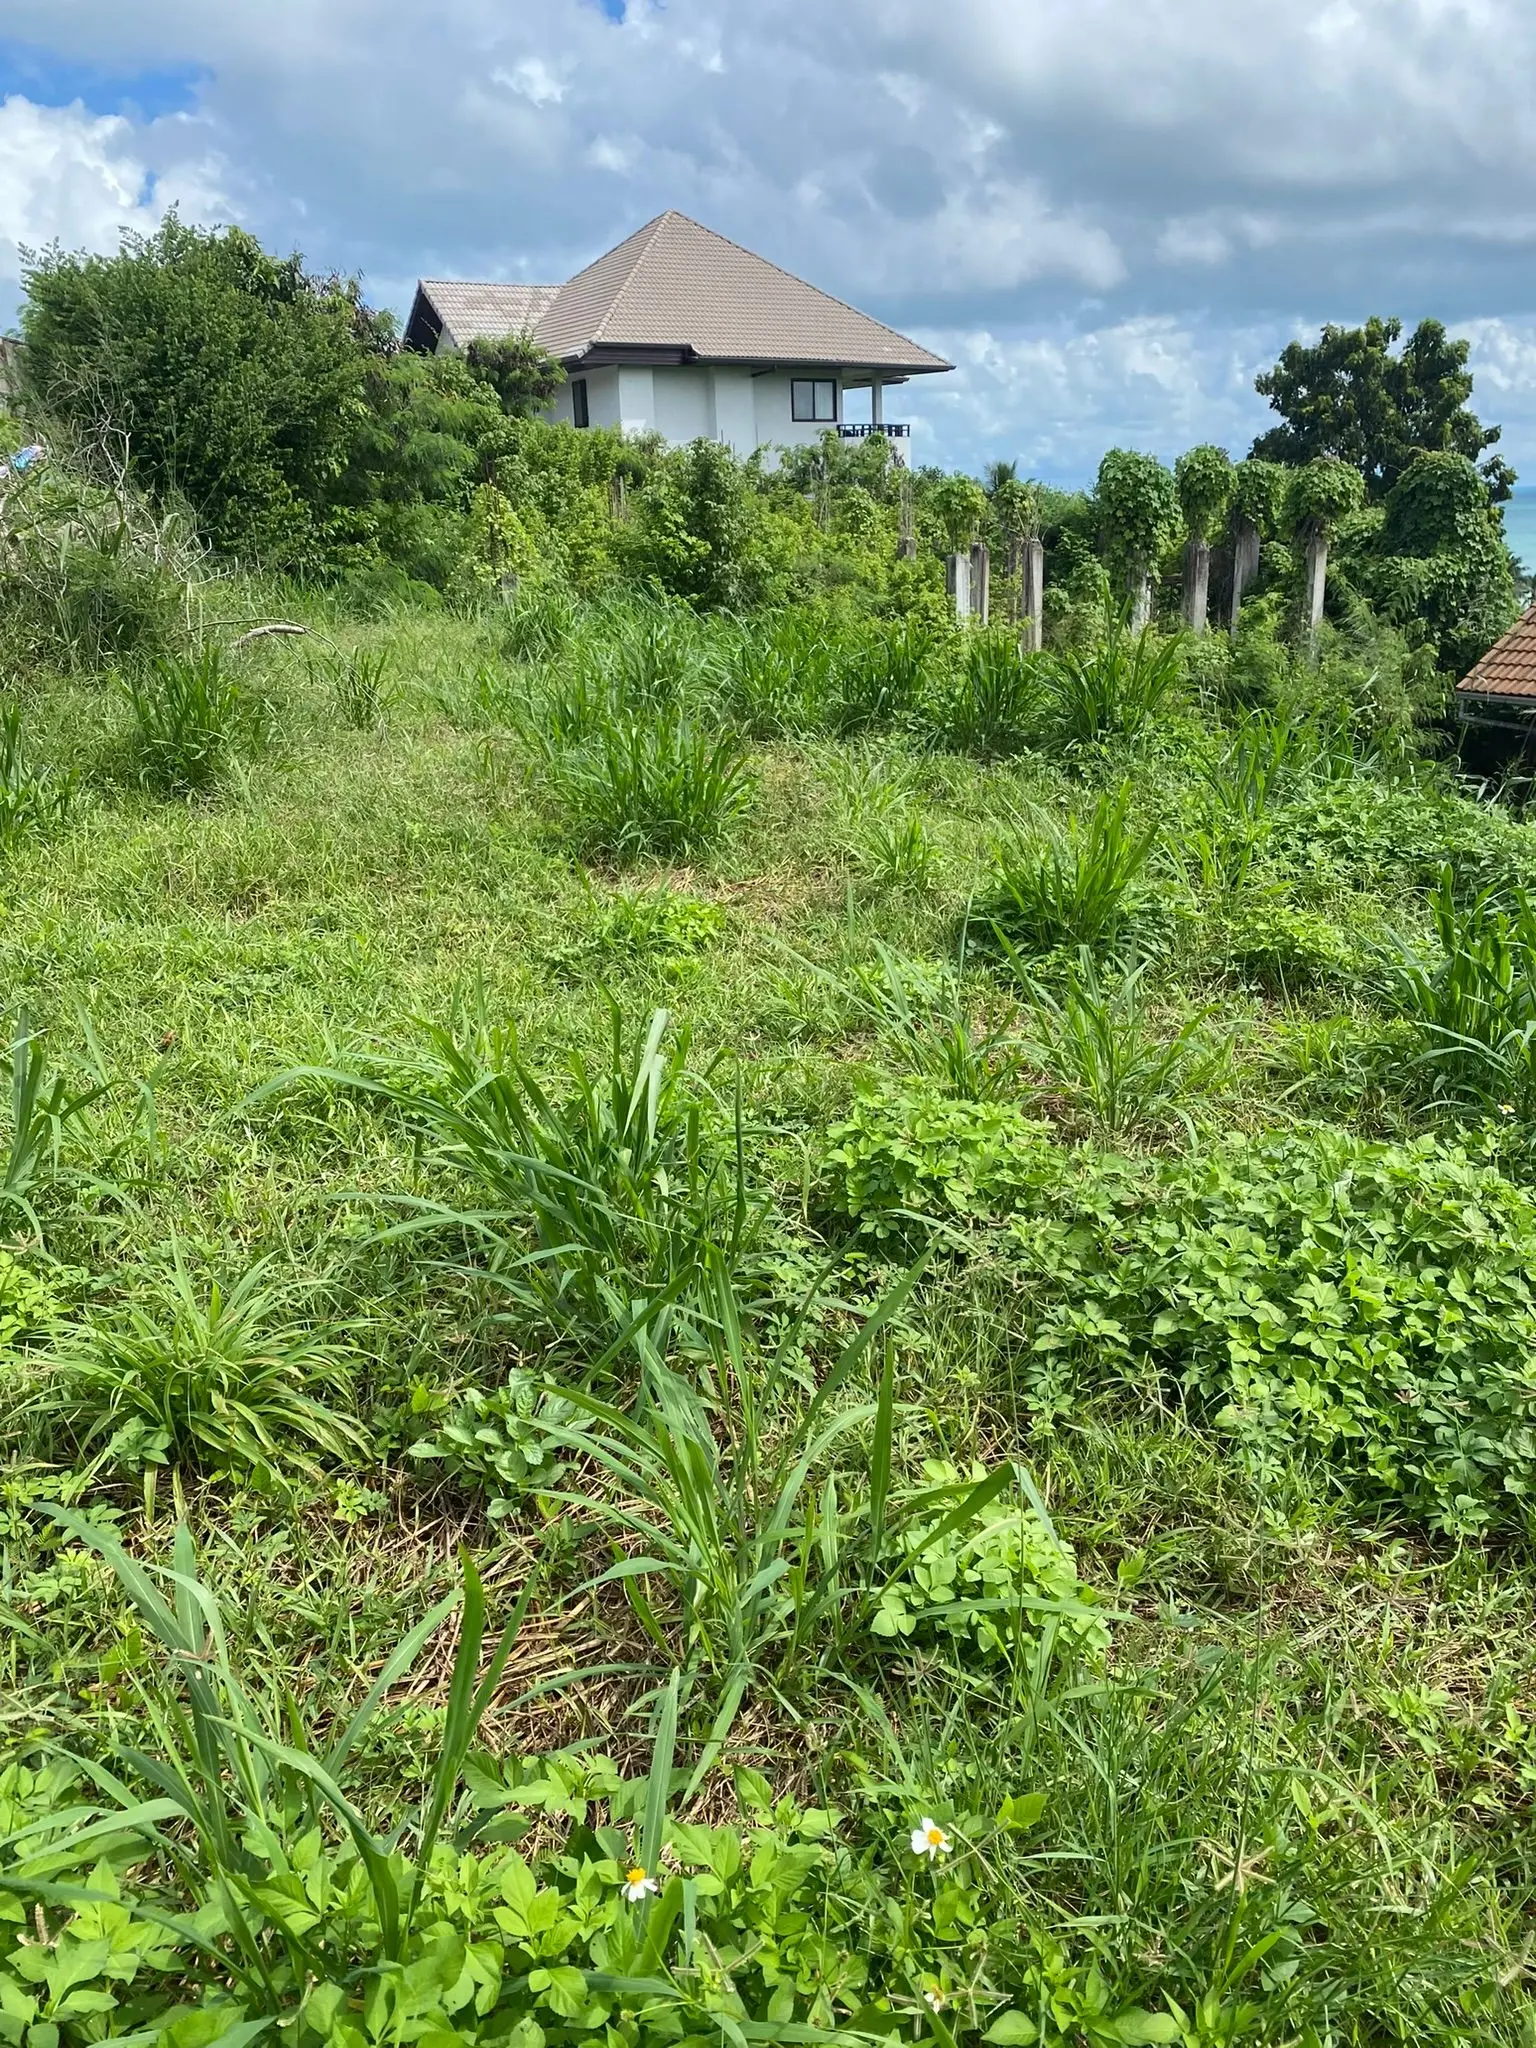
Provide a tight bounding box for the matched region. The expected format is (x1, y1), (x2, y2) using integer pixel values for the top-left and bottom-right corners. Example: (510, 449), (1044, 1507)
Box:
(418, 281), (562, 347)
(415, 213), (951, 374)
(1457, 608), (1536, 699)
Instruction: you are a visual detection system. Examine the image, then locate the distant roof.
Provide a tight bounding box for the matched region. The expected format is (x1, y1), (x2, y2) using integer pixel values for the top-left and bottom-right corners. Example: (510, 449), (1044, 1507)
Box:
(1457, 607), (1536, 700)
(407, 212), (952, 375)
(405, 281), (561, 351)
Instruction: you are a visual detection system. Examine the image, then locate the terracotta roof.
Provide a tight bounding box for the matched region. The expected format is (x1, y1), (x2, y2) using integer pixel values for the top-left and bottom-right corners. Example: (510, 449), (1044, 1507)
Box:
(413, 212), (952, 374)
(1457, 608), (1536, 699)
(416, 281), (561, 347)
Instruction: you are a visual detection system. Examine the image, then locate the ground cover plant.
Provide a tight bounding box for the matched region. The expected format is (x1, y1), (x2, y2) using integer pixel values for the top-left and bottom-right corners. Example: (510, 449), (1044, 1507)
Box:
(6, 244), (1536, 2045)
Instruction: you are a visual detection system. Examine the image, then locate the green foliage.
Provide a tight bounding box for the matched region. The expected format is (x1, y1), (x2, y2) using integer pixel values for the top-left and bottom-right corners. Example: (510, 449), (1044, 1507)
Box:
(409, 1373), (590, 1515)
(1390, 867), (1536, 1111)
(462, 331), (565, 417)
(930, 474), (988, 552)
(1173, 446), (1233, 542)
(1252, 315), (1513, 501)
(872, 1460), (1109, 1661)
(1369, 452), (1518, 672)
(39, 1247), (365, 1484)
(311, 646), (395, 731)
(1286, 456), (1366, 537)
(839, 943), (1024, 1101)
(1014, 1129), (1536, 1534)
(922, 631), (1040, 758)
(539, 710), (754, 863)
(1092, 451), (1180, 588)
(624, 440), (764, 609)
(725, 608), (836, 736)
(1016, 952), (1230, 1142)
(973, 783), (1158, 962)
(0, 1250), (58, 1350)
(119, 646), (263, 796)
(21, 218), (376, 567)
(834, 617), (936, 733)
(573, 882), (725, 966)
(0, 703), (77, 854)
(1217, 893), (1361, 994)
(1228, 457), (1288, 536)
(820, 1082), (1051, 1238)
(1040, 623), (1183, 744)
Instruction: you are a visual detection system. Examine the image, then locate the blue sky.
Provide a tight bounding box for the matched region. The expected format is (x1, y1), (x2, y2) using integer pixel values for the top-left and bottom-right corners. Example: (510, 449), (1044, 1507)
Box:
(3, 0), (1536, 486)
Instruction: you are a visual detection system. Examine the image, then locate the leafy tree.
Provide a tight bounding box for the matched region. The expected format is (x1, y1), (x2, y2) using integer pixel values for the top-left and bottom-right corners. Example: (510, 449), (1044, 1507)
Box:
(929, 474), (987, 553)
(1370, 451), (1518, 673)
(1175, 445), (1233, 634)
(1288, 457), (1366, 653)
(626, 438), (763, 609)
(990, 477), (1039, 545)
(19, 216), (377, 568)
(463, 331), (565, 417)
(1225, 458), (1288, 637)
(1252, 316), (1513, 502)
(1093, 449), (1180, 623)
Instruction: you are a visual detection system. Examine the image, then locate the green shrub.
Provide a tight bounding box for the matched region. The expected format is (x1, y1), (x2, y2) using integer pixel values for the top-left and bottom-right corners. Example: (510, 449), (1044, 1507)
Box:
(1218, 893), (1362, 993)
(0, 1250), (59, 1350)
(1390, 868), (1536, 1110)
(872, 1459), (1109, 1661)
(1013, 1129), (1536, 1535)
(1040, 621), (1182, 745)
(820, 1082), (1051, 1239)
(409, 1373), (590, 1515)
(922, 631), (1040, 758)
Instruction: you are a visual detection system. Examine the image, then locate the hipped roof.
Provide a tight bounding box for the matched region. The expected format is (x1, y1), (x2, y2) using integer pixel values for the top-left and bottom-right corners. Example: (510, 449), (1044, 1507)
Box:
(408, 211), (951, 375)
(1457, 607), (1536, 700)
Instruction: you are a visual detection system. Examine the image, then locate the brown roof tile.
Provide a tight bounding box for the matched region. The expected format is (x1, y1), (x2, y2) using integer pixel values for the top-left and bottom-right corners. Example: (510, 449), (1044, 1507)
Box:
(415, 213), (951, 375)
(1457, 608), (1536, 699)
(419, 281), (562, 347)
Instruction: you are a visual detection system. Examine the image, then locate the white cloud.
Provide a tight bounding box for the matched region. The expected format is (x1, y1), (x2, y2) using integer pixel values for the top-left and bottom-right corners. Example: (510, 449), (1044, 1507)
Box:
(492, 58), (567, 107)
(0, 94), (226, 287)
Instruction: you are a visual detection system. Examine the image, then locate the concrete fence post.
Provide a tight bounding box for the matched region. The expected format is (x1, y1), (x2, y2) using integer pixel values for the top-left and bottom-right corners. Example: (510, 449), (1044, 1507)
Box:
(969, 541), (990, 624)
(1229, 520), (1260, 639)
(1020, 537), (1044, 654)
(945, 552), (971, 621)
(1304, 533), (1328, 662)
(1183, 536), (1211, 635)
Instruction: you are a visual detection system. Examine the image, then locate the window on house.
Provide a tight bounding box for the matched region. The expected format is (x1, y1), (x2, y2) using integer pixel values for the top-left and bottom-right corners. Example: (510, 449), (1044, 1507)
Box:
(571, 378), (589, 428)
(791, 378), (837, 423)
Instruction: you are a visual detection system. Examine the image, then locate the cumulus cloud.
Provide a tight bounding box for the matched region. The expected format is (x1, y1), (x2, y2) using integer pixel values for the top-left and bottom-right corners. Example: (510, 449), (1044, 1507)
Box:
(0, 0), (1533, 476)
(0, 94), (226, 286)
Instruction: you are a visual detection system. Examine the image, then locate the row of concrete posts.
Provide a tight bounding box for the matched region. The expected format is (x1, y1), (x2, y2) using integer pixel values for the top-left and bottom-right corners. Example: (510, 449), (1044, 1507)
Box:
(942, 539), (1046, 651)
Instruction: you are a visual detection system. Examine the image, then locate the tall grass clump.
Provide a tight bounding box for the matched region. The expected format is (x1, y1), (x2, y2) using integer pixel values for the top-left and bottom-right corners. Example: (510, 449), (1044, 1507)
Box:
(311, 645), (394, 730)
(923, 630), (1041, 758)
(833, 618), (935, 733)
(306, 1002), (753, 1358)
(38, 1248), (365, 1487)
(120, 646), (261, 796)
(972, 782), (1159, 962)
(0, 701), (77, 853)
(1392, 866), (1536, 1111)
(1018, 950), (1229, 1141)
(0, 1011), (112, 1228)
(542, 710), (753, 862)
(725, 608), (836, 736)
(1042, 620), (1183, 745)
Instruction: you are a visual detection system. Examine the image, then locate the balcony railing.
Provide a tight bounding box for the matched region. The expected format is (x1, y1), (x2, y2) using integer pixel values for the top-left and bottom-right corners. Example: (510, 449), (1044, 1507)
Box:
(836, 421), (910, 439)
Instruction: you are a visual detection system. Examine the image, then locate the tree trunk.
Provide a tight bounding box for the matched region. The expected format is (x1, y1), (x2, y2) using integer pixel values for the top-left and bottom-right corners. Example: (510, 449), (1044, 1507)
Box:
(1229, 519), (1260, 638)
(1130, 567), (1152, 632)
(969, 541), (990, 624)
(1183, 536), (1210, 635)
(1020, 537), (1044, 654)
(945, 552), (971, 621)
(1304, 532), (1328, 662)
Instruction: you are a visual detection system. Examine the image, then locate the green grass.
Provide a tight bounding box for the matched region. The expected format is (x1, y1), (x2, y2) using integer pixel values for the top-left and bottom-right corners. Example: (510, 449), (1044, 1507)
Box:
(4, 596), (1536, 2044)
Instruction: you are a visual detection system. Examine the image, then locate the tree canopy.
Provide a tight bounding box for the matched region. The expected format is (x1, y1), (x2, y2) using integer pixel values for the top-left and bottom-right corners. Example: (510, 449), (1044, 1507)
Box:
(1252, 316), (1514, 503)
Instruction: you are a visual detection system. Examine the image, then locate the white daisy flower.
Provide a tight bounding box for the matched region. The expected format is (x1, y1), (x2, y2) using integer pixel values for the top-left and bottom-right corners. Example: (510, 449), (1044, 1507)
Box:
(923, 1987), (946, 2013)
(910, 1817), (951, 1860)
(622, 1864), (659, 1902)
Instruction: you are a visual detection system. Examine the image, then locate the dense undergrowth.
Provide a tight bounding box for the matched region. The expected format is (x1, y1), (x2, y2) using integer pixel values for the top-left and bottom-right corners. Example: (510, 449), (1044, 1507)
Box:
(3, 474), (1536, 2048)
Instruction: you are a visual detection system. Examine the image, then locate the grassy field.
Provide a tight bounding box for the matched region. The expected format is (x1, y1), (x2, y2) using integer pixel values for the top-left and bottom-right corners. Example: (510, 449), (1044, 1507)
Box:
(4, 594), (1536, 2046)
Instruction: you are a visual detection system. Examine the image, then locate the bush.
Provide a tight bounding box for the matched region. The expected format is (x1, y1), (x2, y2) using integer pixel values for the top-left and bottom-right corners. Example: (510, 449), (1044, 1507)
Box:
(1040, 621), (1182, 745)
(820, 1082), (1051, 1239)
(1013, 1129), (1536, 1535)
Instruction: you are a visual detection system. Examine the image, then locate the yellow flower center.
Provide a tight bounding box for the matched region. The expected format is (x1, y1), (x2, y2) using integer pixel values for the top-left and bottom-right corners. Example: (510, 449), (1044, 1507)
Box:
(627, 1866), (647, 1885)
(926, 1827), (944, 1846)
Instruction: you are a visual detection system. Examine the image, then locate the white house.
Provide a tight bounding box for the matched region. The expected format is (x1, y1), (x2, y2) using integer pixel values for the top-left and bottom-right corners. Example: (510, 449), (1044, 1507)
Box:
(403, 211), (952, 466)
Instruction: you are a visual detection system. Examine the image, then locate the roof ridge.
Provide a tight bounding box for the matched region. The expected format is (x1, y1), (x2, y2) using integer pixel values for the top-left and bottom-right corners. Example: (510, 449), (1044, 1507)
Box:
(636, 211), (938, 356)
(588, 213), (676, 344)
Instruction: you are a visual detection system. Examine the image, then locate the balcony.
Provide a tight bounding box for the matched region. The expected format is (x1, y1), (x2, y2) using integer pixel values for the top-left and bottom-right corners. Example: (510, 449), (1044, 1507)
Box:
(836, 421), (910, 439)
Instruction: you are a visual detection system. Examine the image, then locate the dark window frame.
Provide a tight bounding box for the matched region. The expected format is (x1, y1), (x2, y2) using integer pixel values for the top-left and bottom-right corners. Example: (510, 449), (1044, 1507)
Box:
(571, 377), (590, 428)
(791, 377), (837, 423)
